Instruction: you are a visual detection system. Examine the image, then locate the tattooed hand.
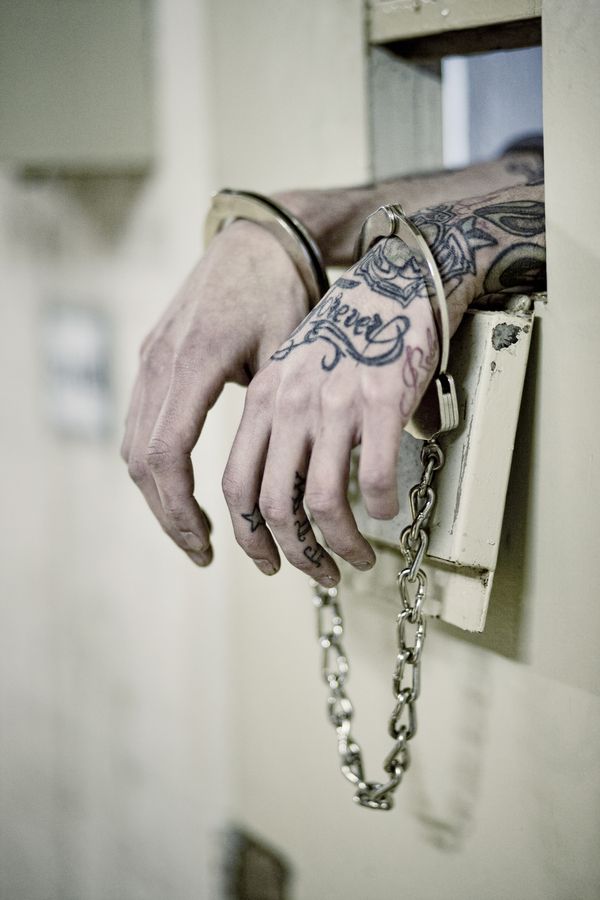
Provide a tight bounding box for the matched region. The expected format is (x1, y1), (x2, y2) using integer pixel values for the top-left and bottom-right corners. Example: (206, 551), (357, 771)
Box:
(121, 220), (308, 565)
(222, 184), (545, 584)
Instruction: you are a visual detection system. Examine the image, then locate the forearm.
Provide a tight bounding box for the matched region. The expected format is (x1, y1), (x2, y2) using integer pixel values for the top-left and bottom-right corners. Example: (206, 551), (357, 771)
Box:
(373, 182), (545, 336)
(274, 150), (543, 268)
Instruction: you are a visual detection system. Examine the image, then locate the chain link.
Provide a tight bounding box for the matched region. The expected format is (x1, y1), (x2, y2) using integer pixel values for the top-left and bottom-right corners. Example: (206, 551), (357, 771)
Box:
(312, 439), (445, 810)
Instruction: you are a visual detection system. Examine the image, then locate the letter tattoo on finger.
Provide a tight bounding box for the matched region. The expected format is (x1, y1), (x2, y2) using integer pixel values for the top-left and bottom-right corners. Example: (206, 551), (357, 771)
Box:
(291, 471), (322, 566)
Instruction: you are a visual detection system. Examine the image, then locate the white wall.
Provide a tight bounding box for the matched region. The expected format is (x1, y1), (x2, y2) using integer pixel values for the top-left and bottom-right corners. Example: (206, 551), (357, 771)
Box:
(2, 3), (599, 900)
(0, 2), (235, 897)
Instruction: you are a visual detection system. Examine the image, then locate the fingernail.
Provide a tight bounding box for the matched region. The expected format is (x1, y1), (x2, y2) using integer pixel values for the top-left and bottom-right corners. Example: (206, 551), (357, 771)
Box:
(188, 547), (213, 566)
(354, 560), (375, 571)
(318, 575), (338, 587)
(254, 559), (278, 576)
(182, 531), (209, 553)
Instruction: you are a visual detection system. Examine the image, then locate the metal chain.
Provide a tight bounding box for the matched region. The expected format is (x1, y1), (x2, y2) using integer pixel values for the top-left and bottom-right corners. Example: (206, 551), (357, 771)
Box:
(312, 439), (445, 811)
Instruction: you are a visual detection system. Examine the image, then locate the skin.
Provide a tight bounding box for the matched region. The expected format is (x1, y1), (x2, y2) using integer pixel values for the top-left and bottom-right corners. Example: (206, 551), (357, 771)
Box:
(222, 184), (546, 586)
(121, 153), (545, 578)
(121, 219), (307, 566)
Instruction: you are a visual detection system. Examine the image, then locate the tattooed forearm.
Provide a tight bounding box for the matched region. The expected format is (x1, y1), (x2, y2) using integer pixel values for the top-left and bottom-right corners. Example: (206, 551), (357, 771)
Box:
(473, 200), (544, 237)
(407, 189), (545, 300)
(407, 206), (497, 295)
(483, 243), (546, 293)
(271, 184), (545, 374)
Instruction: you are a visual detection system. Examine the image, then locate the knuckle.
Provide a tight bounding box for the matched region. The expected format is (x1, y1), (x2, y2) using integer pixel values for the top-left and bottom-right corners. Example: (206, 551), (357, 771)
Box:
(221, 471), (245, 507)
(305, 487), (337, 518)
(176, 331), (210, 362)
(246, 372), (274, 409)
(320, 387), (350, 416)
(325, 535), (357, 558)
(233, 530), (250, 551)
(140, 344), (168, 380)
(127, 456), (148, 485)
(360, 468), (396, 497)
(144, 438), (176, 474)
(360, 380), (395, 409)
(232, 530), (261, 555)
(275, 380), (309, 416)
(162, 504), (188, 529)
(172, 345), (209, 382)
(259, 493), (287, 528)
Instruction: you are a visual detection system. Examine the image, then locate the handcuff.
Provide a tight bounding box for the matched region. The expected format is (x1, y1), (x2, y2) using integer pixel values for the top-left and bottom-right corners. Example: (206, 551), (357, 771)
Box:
(356, 203), (459, 440)
(204, 189), (329, 307)
(205, 191), (460, 809)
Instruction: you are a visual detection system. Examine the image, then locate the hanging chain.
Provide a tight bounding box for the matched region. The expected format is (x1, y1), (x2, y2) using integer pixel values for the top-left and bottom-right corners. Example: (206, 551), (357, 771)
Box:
(312, 439), (445, 811)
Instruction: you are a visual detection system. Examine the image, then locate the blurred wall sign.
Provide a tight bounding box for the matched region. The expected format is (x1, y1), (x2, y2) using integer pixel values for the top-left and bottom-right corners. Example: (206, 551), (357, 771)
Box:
(42, 304), (112, 440)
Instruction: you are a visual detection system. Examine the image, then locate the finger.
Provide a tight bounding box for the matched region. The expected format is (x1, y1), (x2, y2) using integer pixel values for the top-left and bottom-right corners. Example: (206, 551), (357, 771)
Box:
(125, 346), (213, 563)
(305, 423), (376, 571)
(222, 384), (281, 575)
(128, 377), (213, 562)
(259, 425), (340, 586)
(358, 401), (403, 520)
(121, 372), (143, 463)
(146, 361), (221, 554)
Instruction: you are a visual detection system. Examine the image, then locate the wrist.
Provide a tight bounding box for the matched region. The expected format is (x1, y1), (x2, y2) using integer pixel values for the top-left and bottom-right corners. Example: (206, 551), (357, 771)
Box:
(273, 187), (389, 268)
(213, 219), (310, 319)
(205, 191), (327, 311)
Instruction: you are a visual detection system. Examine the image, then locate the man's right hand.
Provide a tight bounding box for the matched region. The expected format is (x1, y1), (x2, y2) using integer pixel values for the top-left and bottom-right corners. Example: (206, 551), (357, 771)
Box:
(121, 219), (308, 566)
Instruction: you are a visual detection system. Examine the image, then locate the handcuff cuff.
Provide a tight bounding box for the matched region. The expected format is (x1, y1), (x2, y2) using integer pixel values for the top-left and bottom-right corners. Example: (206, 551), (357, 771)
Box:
(205, 190), (460, 810)
(204, 189), (329, 307)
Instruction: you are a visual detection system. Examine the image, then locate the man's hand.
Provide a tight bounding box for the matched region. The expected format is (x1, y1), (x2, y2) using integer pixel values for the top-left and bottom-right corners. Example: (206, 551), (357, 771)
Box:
(222, 184), (546, 584)
(222, 242), (440, 584)
(121, 220), (308, 565)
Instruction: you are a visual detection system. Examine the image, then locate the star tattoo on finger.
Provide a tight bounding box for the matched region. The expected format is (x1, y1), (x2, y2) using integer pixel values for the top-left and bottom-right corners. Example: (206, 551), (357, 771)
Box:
(241, 504), (266, 532)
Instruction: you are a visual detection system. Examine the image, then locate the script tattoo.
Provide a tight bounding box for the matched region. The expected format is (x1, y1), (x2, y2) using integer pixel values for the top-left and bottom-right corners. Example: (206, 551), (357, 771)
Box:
(399, 328), (438, 420)
(291, 471), (306, 515)
(290, 471), (322, 566)
(303, 545), (324, 566)
(336, 277), (360, 290)
(272, 288), (410, 372)
(271, 193), (545, 375)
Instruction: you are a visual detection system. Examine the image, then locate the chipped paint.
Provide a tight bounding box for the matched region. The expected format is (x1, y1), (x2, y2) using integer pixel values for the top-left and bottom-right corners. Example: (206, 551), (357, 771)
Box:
(492, 322), (522, 350)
